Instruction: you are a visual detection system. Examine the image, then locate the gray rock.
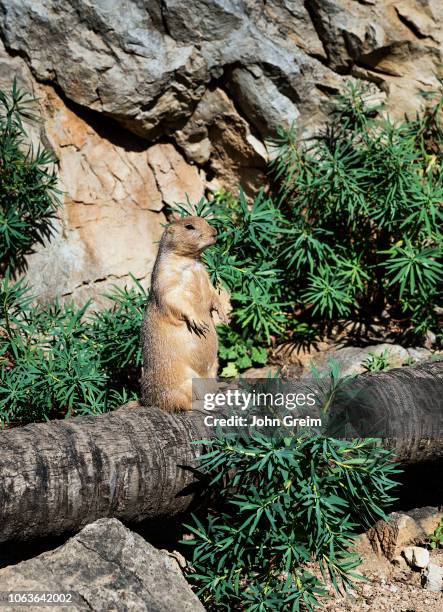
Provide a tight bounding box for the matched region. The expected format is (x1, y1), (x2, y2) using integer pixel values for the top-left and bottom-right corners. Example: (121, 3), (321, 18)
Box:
(1, 0), (442, 302)
(162, 0), (245, 42)
(402, 546), (430, 570)
(391, 555), (408, 569)
(229, 66), (300, 138)
(422, 563), (443, 592)
(0, 519), (204, 611)
(175, 86), (269, 195)
(4, 0), (439, 148)
(2, 0), (442, 141)
(406, 347), (432, 363)
(302, 343), (410, 378)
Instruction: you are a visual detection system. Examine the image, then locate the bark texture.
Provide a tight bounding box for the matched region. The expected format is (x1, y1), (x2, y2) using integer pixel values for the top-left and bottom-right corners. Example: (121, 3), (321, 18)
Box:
(341, 361), (443, 462)
(0, 362), (441, 543)
(0, 406), (210, 542)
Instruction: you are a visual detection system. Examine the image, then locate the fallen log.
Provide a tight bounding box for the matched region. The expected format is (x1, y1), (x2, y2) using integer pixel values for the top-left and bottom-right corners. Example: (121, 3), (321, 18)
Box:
(0, 361), (441, 543)
(0, 405), (210, 543)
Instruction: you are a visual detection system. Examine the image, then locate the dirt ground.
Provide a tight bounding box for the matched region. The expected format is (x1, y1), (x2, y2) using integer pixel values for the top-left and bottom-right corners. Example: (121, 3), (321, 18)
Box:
(324, 548), (443, 612)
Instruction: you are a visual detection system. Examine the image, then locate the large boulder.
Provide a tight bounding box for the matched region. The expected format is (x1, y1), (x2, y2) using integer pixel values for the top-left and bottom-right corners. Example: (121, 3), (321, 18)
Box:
(0, 518), (204, 611)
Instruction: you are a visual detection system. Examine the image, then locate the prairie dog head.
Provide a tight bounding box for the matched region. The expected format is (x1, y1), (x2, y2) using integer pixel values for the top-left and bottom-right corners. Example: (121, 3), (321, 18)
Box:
(161, 215), (217, 257)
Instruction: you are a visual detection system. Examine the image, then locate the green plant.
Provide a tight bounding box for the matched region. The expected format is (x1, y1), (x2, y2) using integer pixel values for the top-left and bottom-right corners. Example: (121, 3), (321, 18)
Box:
(0, 81), (60, 273)
(0, 275), (143, 426)
(361, 349), (391, 373)
(217, 327), (268, 377)
(171, 191), (295, 374)
(169, 84), (442, 377)
(269, 82), (442, 336)
(428, 518), (443, 549)
(183, 433), (399, 611)
(89, 278), (147, 387)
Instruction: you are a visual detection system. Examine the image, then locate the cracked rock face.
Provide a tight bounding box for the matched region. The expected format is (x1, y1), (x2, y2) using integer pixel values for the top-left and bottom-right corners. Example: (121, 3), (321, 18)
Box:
(0, 518), (205, 611)
(0, 0), (441, 302)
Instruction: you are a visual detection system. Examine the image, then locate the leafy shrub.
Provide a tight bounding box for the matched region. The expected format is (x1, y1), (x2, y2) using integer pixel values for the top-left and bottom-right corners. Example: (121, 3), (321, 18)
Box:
(217, 326), (268, 377)
(270, 83), (442, 336)
(171, 84), (442, 375)
(89, 279), (147, 388)
(183, 432), (399, 610)
(0, 81), (146, 427)
(0, 275), (144, 426)
(0, 81), (59, 273)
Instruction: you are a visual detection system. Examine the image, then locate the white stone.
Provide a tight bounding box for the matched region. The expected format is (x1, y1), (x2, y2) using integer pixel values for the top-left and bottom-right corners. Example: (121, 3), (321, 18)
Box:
(402, 546), (430, 570)
(422, 563), (443, 592)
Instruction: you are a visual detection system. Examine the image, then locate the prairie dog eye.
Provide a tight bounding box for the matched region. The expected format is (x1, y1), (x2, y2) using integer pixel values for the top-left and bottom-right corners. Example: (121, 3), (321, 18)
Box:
(185, 224), (195, 230)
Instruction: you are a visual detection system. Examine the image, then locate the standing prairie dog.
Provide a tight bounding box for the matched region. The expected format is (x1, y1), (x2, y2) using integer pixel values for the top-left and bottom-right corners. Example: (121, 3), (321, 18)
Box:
(141, 215), (228, 411)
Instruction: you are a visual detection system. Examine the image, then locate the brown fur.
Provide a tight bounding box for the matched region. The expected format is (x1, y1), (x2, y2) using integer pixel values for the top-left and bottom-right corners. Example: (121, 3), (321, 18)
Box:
(140, 216), (228, 411)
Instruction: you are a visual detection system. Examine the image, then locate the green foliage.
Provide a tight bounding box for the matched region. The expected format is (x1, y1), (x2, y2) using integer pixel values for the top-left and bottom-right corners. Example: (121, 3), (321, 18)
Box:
(172, 84), (442, 374)
(217, 327), (268, 377)
(361, 349), (391, 373)
(0, 275), (144, 426)
(0, 81), (60, 273)
(183, 433), (399, 610)
(428, 518), (443, 549)
(270, 82), (442, 335)
(171, 191), (291, 373)
(89, 279), (147, 386)
(0, 82), (147, 426)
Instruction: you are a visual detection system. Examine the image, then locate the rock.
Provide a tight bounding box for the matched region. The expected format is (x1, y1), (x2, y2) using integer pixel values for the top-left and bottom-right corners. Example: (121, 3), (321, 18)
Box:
(228, 66), (300, 138)
(146, 144), (205, 210)
(162, 550), (187, 570)
(1, 1), (442, 302)
(242, 365), (281, 379)
(305, 0), (442, 115)
(391, 555), (408, 569)
(2, 0), (441, 144)
(354, 532), (393, 576)
(422, 563), (443, 592)
(290, 343), (409, 378)
(402, 546), (430, 570)
(270, 341), (437, 379)
(270, 340), (332, 368)
(367, 507), (443, 561)
(406, 348), (433, 364)
(22, 86), (167, 306)
(175, 87), (268, 196)
(0, 0), (338, 141)
(425, 330), (437, 349)
(328, 344), (410, 377)
(0, 518), (204, 611)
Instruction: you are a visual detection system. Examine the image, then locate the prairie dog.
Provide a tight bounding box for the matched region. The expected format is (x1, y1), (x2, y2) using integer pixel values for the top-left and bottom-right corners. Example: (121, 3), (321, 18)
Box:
(140, 215), (228, 411)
